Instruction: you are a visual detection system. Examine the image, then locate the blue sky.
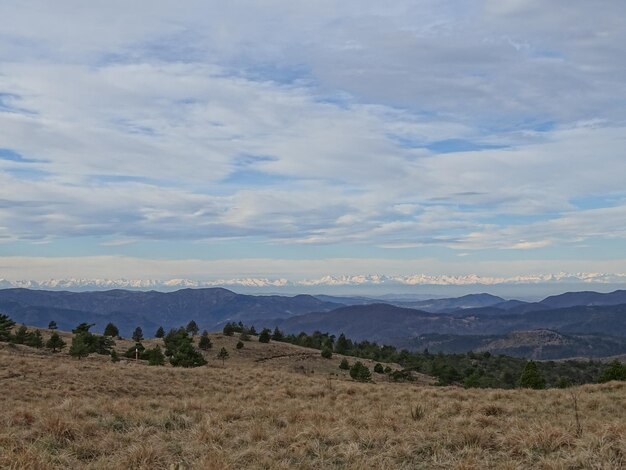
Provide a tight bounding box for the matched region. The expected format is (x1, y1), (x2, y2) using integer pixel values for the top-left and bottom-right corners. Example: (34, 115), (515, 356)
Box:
(0, 1), (625, 289)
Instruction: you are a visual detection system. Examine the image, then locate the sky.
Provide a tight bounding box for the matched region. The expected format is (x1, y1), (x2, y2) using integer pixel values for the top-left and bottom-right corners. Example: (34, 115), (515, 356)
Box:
(1, 1), (626, 293)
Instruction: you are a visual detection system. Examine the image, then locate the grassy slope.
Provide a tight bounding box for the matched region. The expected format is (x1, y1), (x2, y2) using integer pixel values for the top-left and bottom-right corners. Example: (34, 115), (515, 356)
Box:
(0, 331), (624, 469)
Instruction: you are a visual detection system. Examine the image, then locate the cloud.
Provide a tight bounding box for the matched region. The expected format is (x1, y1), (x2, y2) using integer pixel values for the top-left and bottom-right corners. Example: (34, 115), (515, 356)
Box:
(0, 1), (625, 280)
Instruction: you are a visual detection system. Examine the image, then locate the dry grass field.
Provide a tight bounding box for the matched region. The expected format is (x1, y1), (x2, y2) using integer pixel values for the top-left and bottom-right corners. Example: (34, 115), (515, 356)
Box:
(1, 331), (625, 469)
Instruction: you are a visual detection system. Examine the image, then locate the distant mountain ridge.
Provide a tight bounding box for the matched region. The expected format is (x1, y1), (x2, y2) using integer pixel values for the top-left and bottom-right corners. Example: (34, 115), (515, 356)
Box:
(0, 287), (341, 336)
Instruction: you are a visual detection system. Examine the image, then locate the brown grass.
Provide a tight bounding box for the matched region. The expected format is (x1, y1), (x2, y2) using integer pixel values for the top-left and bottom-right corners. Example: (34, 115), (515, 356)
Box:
(0, 333), (624, 469)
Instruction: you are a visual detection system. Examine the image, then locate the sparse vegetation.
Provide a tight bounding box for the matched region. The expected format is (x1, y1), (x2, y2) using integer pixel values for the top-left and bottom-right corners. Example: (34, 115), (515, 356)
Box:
(0, 324), (625, 469)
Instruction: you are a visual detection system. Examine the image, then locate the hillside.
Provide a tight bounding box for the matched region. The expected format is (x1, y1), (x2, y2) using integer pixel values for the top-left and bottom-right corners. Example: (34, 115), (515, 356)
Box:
(1, 329), (624, 469)
(408, 330), (626, 359)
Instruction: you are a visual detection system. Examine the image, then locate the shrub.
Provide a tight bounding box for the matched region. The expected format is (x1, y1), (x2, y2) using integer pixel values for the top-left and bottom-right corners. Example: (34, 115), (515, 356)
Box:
(24, 330), (44, 348)
(236, 341), (244, 349)
(350, 362), (371, 382)
(170, 342), (207, 367)
(339, 358), (350, 370)
(110, 350), (120, 362)
(258, 328), (271, 343)
(125, 342), (146, 359)
(217, 347), (229, 365)
(145, 345), (165, 366)
(598, 360), (626, 383)
(239, 330), (250, 341)
(374, 363), (384, 374)
(321, 347), (332, 359)
(198, 331), (212, 350)
(47, 321), (57, 330)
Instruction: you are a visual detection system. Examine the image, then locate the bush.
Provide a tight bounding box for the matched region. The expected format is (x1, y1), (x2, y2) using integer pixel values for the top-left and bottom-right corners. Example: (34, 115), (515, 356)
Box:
(598, 360), (626, 383)
(24, 330), (44, 348)
(236, 341), (244, 349)
(339, 358), (350, 370)
(374, 363), (384, 373)
(198, 331), (212, 350)
(145, 345), (165, 366)
(125, 342), (146, 359)
(349, 362), (372, 382)
(258, 328), (271, 343)
(170, 342), (207, 367)
(110, 350), (120, 362)
(321, 347), (332, 359)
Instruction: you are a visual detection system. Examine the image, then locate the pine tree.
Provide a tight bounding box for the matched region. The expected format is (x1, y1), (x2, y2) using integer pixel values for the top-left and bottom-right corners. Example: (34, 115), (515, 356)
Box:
(170, 342), (207, 367)
(374, 363), (384, 374)
(0, 314), (15, 342)
(236, 341), (244, 349)
(258, 328), (271, 343)
(321, 347), (332, 359)
(339, 358), (350, 370)
(334, 333), (349, 354)
(217, 347), (229, 365)
(145, 345), (165, 366)
(155, 326), (165, 338)
(110, 349), (120, 363)
(222, 322), (235, 336)
(249, 325), (257, 335)
(69, 334), (90, 359)
(271, 327), (284, 341)
(518, 360), (546, 389)
(186, 320), (199, 336)
(132, 327), (144, 342)
(103, 322), (119, 337)
(46, 331), (66, 352)
(12, 325), (28, 344)
(48, 320), (58, 330)
(198, 331), (212, 350)
(25, 330), (44, 348)
(239, 329), (250, 341)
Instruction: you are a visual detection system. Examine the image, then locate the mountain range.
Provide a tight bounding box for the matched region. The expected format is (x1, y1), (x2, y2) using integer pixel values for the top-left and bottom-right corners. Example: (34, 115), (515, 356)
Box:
(1, 287), (626, 359)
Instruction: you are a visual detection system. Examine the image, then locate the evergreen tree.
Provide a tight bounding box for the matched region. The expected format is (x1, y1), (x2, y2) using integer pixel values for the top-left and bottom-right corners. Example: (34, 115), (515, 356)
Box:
(339, 358), (350, 370)
(236, 340), (244, 349)
(217, 347), (230, 365)
(132, 327), (144, 342)
(321, 347), (332, 359)
(334, 333), (350, 354)
(25, 330), (44, 348)
(598, 360), (626, 383)
(0, 314), (15, 342)
(48, 320), (58, 330)
(72, 323), (95, 334)
(125, 342), (145, 359)
(69, 334), (90, 359)
(155, 326), (165, 338)
(170, 342), (207, 367)
(258, 328), (271, 343)
(145, 345), (165, 366)
(110, 349), (120, 363)
(12, 325), (28, 344)
(518, 360), (546, 389)
(374, 363), (384, 374)
(239, 329), (250, 341)
(46, 331), (66, 352)
(271, 327), (284, 341)
(249, 325), (257, 335)
(198, 331), (212, 350)
(103, 322), (119, 337)
(222, 322), (235, 336)
(186, 320), (199, 336)
(349, 362), (372, 382)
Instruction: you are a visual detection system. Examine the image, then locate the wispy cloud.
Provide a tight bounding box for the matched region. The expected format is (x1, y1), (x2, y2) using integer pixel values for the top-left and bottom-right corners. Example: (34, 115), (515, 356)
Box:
(1, 1), (625, 281)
